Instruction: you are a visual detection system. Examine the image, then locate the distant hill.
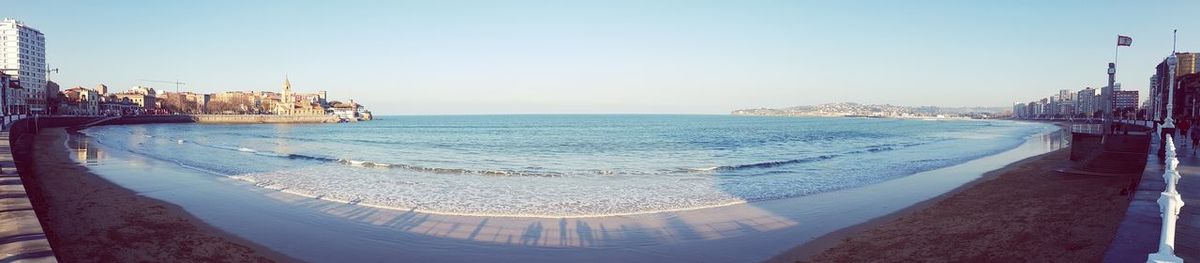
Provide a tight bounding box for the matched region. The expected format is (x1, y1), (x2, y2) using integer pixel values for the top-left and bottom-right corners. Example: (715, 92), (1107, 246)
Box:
(731, 102), (1008, 119)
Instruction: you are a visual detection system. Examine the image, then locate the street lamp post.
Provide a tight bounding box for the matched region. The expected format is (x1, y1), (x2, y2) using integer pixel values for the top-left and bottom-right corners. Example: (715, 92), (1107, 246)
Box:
(1104, 63), (1116, 142)
(1162, 55), (1178, 137)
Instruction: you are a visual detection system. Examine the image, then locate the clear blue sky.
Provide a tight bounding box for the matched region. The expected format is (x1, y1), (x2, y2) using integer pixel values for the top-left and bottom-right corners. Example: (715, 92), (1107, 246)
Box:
(6, 1), (1199, 114)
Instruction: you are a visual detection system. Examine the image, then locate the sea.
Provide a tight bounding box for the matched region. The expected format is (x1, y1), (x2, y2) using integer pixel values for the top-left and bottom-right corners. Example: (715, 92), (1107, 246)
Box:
(79, 115), (1056, 218)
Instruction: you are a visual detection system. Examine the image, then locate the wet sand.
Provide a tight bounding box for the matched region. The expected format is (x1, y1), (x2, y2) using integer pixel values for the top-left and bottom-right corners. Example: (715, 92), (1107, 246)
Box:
(29, 128), (294, 262)
(773, 148), (1133, 262)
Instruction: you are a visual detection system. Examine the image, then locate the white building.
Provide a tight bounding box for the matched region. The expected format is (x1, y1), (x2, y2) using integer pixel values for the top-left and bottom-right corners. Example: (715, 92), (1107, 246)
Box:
(62, 87), (99, 115)
(1075, 87), (1097, 117)
(0, 18), (47, 115)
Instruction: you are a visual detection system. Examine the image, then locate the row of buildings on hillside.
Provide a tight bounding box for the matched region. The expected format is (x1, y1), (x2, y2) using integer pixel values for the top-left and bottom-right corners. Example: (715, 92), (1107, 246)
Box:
(56, 77), (372, 121)
(58, 85), (172, 115)
(1012, 84), (1140, 119)
(0, 18), (371, 121)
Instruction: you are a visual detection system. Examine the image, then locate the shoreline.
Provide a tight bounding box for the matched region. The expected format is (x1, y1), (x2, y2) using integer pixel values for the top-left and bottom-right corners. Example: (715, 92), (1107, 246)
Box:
(774, 126), (1134, 261)
(28, 128), (298, 262)
(768, 146), (1069, 262)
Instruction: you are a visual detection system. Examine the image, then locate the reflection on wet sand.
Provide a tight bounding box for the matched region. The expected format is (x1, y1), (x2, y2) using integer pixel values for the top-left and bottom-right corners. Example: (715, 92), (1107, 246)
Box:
(259, 188), (801, 248)
(70, 134), (104, 166)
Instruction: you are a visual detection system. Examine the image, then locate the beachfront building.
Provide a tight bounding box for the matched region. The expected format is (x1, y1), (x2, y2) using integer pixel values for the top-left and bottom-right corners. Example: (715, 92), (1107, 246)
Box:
(1177, 71), (1200, 118)
(60, 86), (100, 115)
(0, 18), (46, 115)
(1151, 53), (1200, 121)
(1113, 90), (1139, 118)
(3, 80), (24, 116)
(156, 91), (210, 114)
(1051, 92), (1063, 117)
(184, 92), (209, 113)
(114, 92), (155, 109)
(329, 99), (372, 121)
(208, 91), (262, 114)
(1027, 101), (1041, 118)
(1076, 87), (1098, 118)
(1012, 103), (1026, 118)
(1036, 98), (1048, 117)
(1057, 89), (1075, 117)
(98, 96), (138, 115)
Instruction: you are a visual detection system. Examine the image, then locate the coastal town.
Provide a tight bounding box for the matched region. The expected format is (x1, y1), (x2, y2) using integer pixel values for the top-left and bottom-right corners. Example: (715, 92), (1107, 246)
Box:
(731, 102), (1005, 119)
(0, 18), (372, 124)
(2, 1), (1200, 262)
(1011, 83), (1142, 120)
(1010, 53), (1195, 122)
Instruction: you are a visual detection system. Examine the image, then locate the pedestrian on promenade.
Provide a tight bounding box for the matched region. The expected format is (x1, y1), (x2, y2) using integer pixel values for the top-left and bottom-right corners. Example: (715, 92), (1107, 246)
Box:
(1180, 118), (1190, 139)
(1191, 123), (1200, 154)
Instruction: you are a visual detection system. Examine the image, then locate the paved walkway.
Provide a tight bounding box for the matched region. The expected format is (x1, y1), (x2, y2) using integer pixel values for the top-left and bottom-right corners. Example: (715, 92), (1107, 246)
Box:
(1104, 132), (1198, 262)
(0, 132), (56, 262)
(1164, 134), (1200, 260)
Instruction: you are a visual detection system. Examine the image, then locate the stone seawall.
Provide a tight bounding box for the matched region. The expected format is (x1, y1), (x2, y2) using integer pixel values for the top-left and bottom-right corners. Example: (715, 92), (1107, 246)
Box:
(103, 115), (195, 125)
(6, 116), (106, 261)
(86, 114), (340, 126)
(191, 114), (340, 124)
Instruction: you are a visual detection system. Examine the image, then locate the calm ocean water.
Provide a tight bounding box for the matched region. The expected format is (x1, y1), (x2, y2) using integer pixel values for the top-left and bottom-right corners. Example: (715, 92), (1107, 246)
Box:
(81, 115), (1054, 217)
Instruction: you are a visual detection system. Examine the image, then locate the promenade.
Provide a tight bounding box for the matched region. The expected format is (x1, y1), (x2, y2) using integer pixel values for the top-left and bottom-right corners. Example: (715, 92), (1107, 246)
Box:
(0, 131), (56, 262)
(1105, 129), (1198, 262)
(1156, 134), (1198, 260)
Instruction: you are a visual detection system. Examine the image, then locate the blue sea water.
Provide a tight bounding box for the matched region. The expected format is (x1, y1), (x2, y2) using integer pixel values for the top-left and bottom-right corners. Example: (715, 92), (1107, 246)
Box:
(81, 115), (1054, 217)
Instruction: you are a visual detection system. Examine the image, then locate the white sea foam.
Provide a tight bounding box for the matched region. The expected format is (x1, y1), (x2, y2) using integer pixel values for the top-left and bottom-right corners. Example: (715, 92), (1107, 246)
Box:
(78, 117), (1056, 217)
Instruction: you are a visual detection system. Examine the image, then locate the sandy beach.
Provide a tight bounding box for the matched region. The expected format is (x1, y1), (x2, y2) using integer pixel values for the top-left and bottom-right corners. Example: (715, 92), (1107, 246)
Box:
(27, 128), (294, 262)
(772, 147), (1133, 262)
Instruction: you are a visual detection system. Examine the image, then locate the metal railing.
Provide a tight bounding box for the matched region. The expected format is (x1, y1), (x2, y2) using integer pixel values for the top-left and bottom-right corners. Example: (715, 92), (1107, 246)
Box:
(0, 115), (27, 131)
(1148, 134), (1186, 263)
(1070, 123), (1104, 134)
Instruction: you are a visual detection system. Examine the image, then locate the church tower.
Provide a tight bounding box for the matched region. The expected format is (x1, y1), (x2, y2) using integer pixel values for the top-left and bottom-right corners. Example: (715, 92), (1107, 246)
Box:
(274, 75), (296, 114)
(279, 76), (294, 114)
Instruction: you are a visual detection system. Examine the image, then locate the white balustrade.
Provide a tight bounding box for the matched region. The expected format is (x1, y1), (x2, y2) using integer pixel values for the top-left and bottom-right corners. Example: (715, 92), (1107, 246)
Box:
(1148, 135), (1186, 263)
